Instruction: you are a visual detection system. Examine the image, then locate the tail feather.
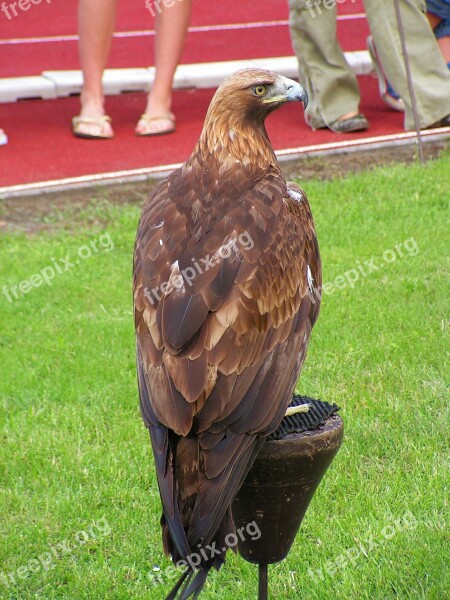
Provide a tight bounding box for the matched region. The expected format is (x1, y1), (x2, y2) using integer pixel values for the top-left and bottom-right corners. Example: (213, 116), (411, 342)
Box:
(165, 569), (193, 600)
(179, 569), (208, 600)
(163, 510), (232, 599)
(164, 567), (210, 600)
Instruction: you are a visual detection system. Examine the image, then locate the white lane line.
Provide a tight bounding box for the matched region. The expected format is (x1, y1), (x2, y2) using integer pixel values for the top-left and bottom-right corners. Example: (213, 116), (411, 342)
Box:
(0, 15), (366, 45)
(275, 128), (450, 158)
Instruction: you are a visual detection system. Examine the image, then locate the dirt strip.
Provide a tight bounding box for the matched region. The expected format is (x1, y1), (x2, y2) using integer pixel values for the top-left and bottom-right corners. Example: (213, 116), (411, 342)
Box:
(0, 140), (447, 235)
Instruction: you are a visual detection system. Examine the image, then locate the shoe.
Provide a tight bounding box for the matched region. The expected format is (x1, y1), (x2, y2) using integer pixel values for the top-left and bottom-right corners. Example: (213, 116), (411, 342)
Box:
(72, 115), (114, 139)
(367, 35), (405, 112)
(0, 128), (7, 146)
(426, 114), (450, 129)
(135, 113), (176, 137)
(329, 114), (369, 133)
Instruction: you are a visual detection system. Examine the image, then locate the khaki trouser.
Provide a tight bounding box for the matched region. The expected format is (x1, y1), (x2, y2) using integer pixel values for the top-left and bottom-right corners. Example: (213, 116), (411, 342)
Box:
(289, 0), (450, 130)
(363, 0), (450, 129)
(289, 0), (361, 129)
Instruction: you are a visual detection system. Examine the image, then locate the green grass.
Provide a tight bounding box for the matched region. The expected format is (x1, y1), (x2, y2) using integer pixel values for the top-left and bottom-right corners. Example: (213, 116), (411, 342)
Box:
(0, 153), (448, 599)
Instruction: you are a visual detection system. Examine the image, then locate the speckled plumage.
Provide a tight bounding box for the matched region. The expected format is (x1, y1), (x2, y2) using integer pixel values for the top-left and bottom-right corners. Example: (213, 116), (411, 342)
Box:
(133, 69), (321, 599)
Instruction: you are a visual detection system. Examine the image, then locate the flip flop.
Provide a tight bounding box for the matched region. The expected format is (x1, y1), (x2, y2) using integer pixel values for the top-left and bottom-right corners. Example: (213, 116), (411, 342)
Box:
(135, 113), (176, 137)
(72, 115), (114, 139)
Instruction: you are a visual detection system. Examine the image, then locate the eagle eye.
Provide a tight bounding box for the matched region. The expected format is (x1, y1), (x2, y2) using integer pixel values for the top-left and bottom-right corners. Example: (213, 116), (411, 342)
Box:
(252, 85), (268, 97)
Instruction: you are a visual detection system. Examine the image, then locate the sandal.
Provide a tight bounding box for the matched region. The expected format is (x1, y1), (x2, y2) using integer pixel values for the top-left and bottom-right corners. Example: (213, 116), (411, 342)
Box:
(72, 115), (114, 139)
(329, 113), (369, 133)
(135, 113), (176, 137)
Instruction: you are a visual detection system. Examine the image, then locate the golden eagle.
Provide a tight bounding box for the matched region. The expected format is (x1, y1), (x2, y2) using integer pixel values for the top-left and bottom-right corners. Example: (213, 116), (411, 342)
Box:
(133, 69), (321, 598)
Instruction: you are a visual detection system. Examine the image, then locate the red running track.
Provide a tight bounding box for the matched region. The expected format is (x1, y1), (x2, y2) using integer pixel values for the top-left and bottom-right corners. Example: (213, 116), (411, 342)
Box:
(0, 0), (368, 77)
(0, 76), (405, 188)
(0, 0), (405, 190)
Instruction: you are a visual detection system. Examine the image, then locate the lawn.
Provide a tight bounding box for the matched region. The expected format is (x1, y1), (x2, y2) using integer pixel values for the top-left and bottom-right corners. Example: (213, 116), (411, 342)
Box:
(0, 152), (448, 599)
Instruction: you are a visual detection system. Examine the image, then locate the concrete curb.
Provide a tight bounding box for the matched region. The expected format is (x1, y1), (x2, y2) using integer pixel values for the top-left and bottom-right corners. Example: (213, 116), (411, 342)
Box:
(0, 52), (373, 103)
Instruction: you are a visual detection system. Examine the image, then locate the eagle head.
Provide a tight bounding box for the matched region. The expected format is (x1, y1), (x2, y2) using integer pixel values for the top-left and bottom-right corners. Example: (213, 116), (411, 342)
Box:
(199, 68), (308, 166)
(205, 68), (307, 123)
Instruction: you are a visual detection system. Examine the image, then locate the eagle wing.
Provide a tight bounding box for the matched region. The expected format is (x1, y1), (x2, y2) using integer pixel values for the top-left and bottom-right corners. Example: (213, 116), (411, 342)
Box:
(133, 166), (321, 562)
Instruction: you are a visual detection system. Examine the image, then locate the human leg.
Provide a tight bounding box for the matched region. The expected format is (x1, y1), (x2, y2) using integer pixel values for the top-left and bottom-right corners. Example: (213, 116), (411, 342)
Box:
(427, 1), (450, 65)
(75, 0), (118, 138)
(364, 0), (450, 129)
(288, 0), (366, 130)
(136, 0), (192, 136)
(367, 35), (405, 111)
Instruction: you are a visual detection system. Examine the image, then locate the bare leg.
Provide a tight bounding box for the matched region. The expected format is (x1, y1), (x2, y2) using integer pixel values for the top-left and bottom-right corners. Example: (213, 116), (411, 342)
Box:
(76, 0), (118, 137)
(427, 13), (450, 65)
(437, 37), (450, 64)
(136, 0), (192, 135)
(426, 12), (441, 29)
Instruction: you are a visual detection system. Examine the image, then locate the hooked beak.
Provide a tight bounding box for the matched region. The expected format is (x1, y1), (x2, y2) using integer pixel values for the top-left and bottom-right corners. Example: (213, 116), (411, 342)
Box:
(262, 76), (308, 109)
(284, 79), (308, 109)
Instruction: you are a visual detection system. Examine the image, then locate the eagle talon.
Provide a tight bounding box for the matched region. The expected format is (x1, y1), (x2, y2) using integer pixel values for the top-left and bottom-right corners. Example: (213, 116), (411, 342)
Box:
(285, 404), (310, 417)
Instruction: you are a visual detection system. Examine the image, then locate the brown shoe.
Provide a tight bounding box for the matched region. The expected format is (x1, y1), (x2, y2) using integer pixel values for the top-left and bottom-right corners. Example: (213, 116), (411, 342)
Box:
(426, 114), (450, 129)
(329, 114), (369, 133)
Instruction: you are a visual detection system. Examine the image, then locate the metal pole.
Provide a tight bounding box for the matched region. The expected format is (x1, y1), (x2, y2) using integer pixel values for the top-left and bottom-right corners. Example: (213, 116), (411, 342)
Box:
(258, 563), (268, 600)
(393, 0), (425, 163)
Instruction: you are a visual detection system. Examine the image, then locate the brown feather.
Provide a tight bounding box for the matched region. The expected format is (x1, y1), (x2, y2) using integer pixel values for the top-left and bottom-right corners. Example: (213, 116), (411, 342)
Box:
(133, 68), (320, 592)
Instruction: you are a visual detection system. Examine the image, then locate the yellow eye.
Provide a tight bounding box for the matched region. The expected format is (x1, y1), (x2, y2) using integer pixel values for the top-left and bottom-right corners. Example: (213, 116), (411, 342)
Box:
(253, 85), (267, 97)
